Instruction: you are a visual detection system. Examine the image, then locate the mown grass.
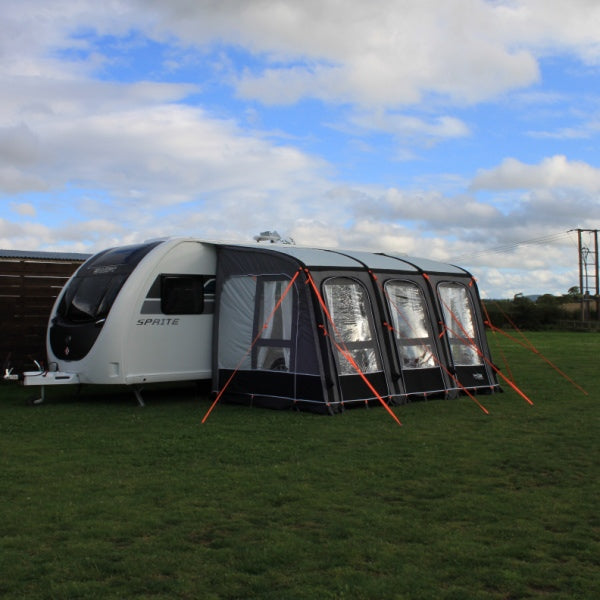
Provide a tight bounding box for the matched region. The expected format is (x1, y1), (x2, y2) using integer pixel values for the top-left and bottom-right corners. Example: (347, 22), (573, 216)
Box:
(1, 331), (599, 599)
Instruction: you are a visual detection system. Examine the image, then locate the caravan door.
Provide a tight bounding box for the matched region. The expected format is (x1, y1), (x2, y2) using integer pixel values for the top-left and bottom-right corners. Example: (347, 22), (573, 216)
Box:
(437, 281), (494, 389)
(384, 279), (447, 397)
(322, 277), (388, 405)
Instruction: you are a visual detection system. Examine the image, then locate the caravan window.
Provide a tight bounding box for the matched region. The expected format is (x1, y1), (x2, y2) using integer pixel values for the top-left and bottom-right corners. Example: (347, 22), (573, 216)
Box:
(58, 241), (162, 323)
(255, 278), (295, 371)
(384, 280), (437, 369)
(161, 275), (205, 314)
(438, 282), (482, 366)
(59, 274), (127, 323)
(322, 277), (381, 375)
(218, 276), (256, 371)
(217, 275), (296, 372)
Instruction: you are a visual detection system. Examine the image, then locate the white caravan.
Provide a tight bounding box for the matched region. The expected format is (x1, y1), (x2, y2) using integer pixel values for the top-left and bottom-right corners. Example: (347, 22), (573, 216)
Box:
(22, 238), (217, 403)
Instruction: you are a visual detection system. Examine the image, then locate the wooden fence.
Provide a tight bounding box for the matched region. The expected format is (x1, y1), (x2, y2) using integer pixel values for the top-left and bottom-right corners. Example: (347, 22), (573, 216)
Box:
(1, 253), (86, 374)
(558, 319), (600, 332)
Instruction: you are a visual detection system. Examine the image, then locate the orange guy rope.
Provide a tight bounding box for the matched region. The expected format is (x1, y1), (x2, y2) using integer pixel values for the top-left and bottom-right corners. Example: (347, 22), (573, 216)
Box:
(379, 279), (489, 415)
(383, 321), (490, 415)
(487, 323), (588, 396)
(434, 286), (533, 405)
(201, 269), (301, 424)
(492, 301), (537, 351)
(481, 300), (515, 383)
(304, 269), (402, 426)
(321, 325), (403, 426)
(444, 320), (534, 406)
(491, 302), (588, 396)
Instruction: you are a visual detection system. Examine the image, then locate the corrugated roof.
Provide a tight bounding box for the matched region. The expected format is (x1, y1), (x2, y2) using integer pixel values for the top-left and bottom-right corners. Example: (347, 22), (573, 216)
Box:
(0, 249), (91, 261)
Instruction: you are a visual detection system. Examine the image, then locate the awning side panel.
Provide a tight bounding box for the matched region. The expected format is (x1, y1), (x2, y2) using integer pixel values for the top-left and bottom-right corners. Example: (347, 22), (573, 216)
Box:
(212, 246), (327, 409)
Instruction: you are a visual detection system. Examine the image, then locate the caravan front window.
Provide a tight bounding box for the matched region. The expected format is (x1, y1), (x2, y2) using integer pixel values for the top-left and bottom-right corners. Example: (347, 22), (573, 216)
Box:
(57, 241), (161, 323)
(60, 273), (127, 323)
(322, 277), (381, 375)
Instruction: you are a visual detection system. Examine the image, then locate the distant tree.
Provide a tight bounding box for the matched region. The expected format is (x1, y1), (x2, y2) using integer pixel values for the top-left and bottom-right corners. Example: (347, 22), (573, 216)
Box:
(482, 299), (512, 328)
(483, 292), (572, 330)
(537, 293), (559, 305)
(535, 294), (566, 325)
(512, 294), (538, 329)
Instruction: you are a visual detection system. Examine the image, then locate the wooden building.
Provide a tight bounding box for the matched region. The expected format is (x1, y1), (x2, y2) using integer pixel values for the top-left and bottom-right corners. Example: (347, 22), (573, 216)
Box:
(0, 250), (89, 373)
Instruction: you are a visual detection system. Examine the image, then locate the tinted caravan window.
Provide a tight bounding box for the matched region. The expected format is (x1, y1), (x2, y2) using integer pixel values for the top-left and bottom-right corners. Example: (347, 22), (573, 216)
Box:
(57, 241), (162, 323)
(438, 282), (482, 366)
(384, 280), (437, 369)
(322, 277), (381, 375)
(161, 275), (205, 314)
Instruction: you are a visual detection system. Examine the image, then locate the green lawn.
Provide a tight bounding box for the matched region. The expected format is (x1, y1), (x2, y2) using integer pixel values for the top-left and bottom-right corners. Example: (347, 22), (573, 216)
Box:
(1, 332), (598, 599)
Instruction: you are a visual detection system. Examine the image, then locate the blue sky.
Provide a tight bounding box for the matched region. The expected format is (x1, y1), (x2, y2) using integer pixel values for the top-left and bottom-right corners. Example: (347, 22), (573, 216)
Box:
(2, 0), (600, 298)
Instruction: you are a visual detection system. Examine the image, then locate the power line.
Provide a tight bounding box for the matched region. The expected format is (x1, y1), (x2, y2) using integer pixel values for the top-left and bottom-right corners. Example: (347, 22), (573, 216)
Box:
(451, 230), (576, 263)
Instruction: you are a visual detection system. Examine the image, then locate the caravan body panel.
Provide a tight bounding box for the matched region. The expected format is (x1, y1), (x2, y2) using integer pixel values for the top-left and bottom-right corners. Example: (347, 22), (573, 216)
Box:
(47, 239), (217, 385)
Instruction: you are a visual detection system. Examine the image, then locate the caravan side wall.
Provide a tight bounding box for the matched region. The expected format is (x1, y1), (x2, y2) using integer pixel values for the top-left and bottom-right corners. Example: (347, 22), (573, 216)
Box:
(123, 240), (217, 384)
(47, 239), (217, 385)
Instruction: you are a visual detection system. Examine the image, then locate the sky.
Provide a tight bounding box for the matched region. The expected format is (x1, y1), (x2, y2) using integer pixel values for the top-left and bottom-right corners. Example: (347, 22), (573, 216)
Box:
(1, 0), (600, 298)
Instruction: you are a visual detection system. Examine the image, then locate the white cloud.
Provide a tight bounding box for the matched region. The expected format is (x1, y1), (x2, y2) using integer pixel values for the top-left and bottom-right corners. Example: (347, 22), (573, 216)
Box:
(471, 155), (600, 191)
(0, 167), (48, 194)
(496, 0), (600, 65)
(0, 0), (541, 108)
(118, 0), (597, 108)
(347, 111), (470, 145)
(224, 0), (542, 107)
(0, 218), (54, 249)
(477, 265), (577, 299)
(10, 202), (37, 217)
(0, 97), (328, 204)
(376, 188), (501, 227)
(1, 0), (599, 300)
(3, 1), (600, 113)
(0, 123), (41, 165)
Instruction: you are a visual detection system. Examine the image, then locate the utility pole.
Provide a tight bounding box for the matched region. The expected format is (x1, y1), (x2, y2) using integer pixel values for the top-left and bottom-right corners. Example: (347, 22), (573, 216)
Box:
(573, 229), (599, 321)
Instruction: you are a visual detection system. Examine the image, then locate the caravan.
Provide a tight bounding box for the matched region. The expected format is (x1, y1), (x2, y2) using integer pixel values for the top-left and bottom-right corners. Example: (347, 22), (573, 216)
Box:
(26, 238), (217, 402)
(16, 238), (499, 410)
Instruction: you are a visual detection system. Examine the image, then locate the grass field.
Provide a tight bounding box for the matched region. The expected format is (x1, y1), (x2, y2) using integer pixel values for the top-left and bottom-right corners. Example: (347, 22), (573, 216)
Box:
(1, 331), (599, 599)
